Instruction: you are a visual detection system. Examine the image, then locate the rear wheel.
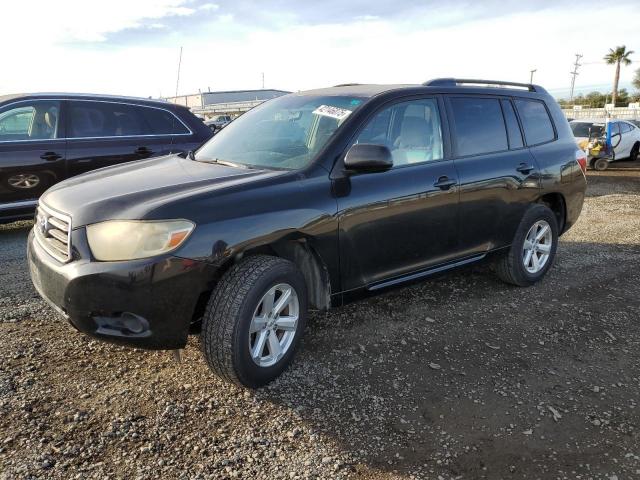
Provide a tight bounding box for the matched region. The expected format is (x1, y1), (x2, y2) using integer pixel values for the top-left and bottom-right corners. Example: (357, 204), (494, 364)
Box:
(630, 143), (639, 162)
(201, 255), (308, 388)
(494, 204), (558, 287)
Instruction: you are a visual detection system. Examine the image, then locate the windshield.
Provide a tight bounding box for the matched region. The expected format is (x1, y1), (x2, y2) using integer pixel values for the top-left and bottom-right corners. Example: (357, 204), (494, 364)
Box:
(570, 122), (604, 138)
(195, 95), (364, 170)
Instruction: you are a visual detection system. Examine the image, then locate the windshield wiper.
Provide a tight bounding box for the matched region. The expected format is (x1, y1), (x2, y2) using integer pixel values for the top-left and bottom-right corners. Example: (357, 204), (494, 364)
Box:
(196, 157), (251, 169)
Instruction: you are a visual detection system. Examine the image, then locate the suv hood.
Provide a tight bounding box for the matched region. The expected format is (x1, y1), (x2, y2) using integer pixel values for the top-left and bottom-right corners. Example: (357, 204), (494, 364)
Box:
(41, 155), (284, 227)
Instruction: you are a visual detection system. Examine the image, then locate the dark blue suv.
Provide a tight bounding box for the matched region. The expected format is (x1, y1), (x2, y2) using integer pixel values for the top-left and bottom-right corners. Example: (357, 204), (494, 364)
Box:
(0, 93), (212, 222)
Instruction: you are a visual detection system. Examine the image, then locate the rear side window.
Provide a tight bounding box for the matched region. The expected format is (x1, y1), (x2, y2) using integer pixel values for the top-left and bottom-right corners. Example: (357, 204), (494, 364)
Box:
(514, 99), (555, 145)
(449, 98), (508, 157)
(69, 101), (145, 138)
(138, 106), (190, 135)
(500, 100), (524, 149)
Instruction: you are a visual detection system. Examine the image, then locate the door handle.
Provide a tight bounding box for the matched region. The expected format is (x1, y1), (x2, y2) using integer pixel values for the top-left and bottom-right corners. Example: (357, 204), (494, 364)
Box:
(135, 146), (153, 156)
(516, 163), (535, 174)
(433, 176), (457, 190)
(40, 152), (62, 161)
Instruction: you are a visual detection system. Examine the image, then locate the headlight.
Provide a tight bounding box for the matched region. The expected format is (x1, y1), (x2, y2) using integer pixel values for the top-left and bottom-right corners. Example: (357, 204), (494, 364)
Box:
(86, 220), (195, 261)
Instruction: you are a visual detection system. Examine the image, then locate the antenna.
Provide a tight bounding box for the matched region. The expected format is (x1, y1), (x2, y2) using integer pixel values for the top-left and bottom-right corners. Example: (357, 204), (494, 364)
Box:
(261, 72), (265, 89)
(175, 46), (183, 101)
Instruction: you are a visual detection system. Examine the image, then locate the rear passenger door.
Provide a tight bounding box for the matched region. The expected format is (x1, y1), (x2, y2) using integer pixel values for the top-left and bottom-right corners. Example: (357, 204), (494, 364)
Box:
(446, 96), (541, 255)
(65, 101), (179, 178)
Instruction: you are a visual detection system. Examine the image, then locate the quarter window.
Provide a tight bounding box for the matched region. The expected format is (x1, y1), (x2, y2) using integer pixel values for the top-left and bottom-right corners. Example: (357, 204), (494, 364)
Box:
(449, 98), (508, 156)
(0, 101), (60, 141)
(138, 107), (190, 135)
(354, 98), (444, 166)
(514, 99), (555, 145)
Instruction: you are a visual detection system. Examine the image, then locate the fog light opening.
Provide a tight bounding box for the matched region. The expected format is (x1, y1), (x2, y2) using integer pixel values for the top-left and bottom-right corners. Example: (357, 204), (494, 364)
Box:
(121, 312), (146, 334)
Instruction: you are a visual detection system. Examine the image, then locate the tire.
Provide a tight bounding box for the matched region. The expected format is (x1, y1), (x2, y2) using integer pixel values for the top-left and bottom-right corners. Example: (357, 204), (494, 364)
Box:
(494, 204), (559, 287)
(631, 143), (639, 162)
(201, 255), (308, 388)
(593, 158), (609, 171)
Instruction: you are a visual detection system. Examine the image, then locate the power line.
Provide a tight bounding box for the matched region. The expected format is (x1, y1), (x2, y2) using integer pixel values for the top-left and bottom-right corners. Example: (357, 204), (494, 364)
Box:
(569, 53), (582, 102)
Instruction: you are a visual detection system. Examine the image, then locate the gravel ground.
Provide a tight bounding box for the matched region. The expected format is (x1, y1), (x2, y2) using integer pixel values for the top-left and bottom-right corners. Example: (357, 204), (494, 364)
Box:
(1, 163), (639, 480)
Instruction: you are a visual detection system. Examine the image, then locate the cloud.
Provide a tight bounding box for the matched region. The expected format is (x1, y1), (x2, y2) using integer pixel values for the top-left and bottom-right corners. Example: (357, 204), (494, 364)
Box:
(4, 0), (206, 44)
(1, 1), (638, 99)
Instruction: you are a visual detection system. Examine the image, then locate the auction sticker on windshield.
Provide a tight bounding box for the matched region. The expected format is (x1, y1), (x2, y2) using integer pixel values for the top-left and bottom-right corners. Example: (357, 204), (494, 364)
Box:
(312, 105), (352, 121)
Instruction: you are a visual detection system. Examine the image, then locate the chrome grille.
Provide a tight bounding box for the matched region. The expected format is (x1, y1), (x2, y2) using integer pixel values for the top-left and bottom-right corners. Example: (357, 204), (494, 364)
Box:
(34, 204), (72, 263)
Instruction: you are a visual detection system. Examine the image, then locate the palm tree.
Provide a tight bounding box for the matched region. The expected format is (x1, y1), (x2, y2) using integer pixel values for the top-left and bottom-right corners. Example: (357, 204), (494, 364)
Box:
(604, 46), (634, 106)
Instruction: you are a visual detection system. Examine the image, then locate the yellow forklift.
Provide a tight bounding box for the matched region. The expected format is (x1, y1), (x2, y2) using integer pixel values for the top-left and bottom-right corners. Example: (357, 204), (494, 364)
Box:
(577, 121), (620, 171)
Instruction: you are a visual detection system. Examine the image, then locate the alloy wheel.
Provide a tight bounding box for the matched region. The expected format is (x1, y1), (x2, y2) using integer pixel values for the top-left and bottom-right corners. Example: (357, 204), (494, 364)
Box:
(248, 283), (299, 367)
(8, 174), (40, 189)
(522, 220), (552, 274)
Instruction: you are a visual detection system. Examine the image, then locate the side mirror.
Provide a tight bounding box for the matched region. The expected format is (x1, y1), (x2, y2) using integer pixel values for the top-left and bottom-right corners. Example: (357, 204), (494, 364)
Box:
(344, 144), (393, 173)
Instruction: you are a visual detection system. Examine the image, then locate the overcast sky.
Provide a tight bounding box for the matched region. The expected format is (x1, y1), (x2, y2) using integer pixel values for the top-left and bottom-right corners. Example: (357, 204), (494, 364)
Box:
(3, 0), (639, 99)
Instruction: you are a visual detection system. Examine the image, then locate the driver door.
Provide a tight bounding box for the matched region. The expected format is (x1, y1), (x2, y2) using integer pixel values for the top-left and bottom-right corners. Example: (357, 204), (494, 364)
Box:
(0, 99), (66, 205)
(335, 97), (460, 291)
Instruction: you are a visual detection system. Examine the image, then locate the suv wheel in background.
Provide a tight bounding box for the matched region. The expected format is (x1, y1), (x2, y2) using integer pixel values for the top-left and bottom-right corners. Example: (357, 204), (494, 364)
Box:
(201, 255), (308, 388)
(494, 204), (559, 287)
(2, 172), (46, 191)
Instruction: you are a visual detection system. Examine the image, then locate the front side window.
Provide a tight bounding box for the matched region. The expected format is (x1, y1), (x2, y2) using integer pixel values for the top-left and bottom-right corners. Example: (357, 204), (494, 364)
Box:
(514, 99), (555, 145)
(0, 101), (60, 141)
(195, 95), (365, 170)
(353, 98), (444, 166)
(69, 101), (146, 138)
(450, 97), (508, 156)
(609, 122), (621, 137)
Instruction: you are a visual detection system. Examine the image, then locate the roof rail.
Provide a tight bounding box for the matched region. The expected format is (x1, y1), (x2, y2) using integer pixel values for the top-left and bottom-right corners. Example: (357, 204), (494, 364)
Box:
(333, 83), (362, 87)
(423, 78), (544, 93)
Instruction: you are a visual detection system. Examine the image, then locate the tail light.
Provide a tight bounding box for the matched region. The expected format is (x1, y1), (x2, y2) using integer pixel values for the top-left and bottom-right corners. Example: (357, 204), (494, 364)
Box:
(575, 150), (587, 175)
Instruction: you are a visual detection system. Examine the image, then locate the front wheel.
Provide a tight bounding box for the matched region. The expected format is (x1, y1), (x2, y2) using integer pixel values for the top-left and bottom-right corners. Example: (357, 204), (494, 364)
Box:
(201, 255), (308, 388)
(593, 157), (609, 171)
(494, 204), (559, 287)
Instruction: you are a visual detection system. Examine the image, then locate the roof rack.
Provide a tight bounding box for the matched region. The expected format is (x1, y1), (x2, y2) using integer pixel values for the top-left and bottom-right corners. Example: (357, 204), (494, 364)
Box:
(423, 78), (544, 93)
(333, 83), (362, 87)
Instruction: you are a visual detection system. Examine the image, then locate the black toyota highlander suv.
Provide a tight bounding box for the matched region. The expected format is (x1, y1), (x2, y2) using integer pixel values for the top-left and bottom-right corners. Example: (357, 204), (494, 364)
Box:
(0, 93), (212, 222)
(28, 79), (587, 387)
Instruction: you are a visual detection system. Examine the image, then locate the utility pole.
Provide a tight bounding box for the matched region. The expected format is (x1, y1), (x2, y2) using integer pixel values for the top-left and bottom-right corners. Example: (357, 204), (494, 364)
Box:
(529, 69), (537, 83)
(569, 53), (582, 103)
(174, 46), (183, 100)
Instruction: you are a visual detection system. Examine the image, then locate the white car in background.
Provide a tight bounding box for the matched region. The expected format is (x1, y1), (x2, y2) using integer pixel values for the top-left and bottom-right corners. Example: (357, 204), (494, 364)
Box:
(570, 119), (640, 162)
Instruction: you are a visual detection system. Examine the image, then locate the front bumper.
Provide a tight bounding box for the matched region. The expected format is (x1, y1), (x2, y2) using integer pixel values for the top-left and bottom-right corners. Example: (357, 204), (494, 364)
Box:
(27, 227), (216, 349)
